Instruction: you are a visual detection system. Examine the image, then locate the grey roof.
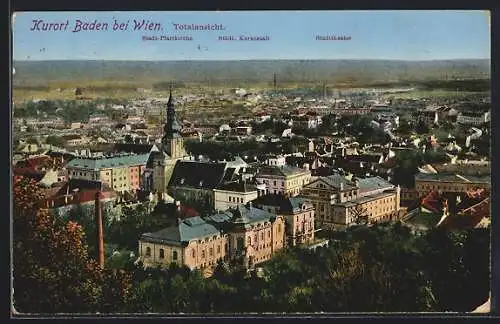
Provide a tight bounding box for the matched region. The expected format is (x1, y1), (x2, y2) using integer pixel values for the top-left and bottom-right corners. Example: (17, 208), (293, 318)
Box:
(168, 160), (228, 189)
(141, 216), (223, 246)
(415, 172), (491, 184)
(140, 205), (276, 245)
(252, 194), (311, 214)
(146, 151), (170, 168)
(256, 165), (310, 178)
(320, 174), (356, 190)
(111, 143), (155, 154)
(343, 154), (383, 164)
(216, 181), (258, 193)
(226, 205), (277, 227)
(357, 176), (394, 193)
(67, 153), (150, 170)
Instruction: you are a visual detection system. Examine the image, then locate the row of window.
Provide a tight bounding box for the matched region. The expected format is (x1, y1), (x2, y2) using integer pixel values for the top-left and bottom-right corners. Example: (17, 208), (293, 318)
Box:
(193, 244), (226, 259)
(418, 184), (475, 192)
(228, 196), (244, 203)
(247, 231), (270, 245)
(145, 247), (178, 260)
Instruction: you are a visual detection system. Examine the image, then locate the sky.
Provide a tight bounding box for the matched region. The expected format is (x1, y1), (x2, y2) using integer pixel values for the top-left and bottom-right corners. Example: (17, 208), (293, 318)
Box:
(12, 10), (491, 61)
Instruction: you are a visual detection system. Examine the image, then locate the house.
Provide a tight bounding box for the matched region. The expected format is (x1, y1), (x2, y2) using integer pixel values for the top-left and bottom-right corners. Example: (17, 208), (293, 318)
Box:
(252, 194), (315, 247)
(414, 172), (490, 198)
(63, 134), (87, 146)
(254, 112), (272, 123)
(255, 165), (311, 197)
(70, 122), (83, 130)
(139, 204), (286, 275)
(292, 113), (323, 129)
(88, 114), (111, 125)
(265, 155), (286, 167)
(66, 153), (150, 193)
(300, 175), (401, 229)
(213, 180), (259, 212)
(235, 126), (252, 136)
(167, 160), (229, 214)
(456, 111), (490, 126)
(415, 110), (439, 125)
(42, 179), (119, 220)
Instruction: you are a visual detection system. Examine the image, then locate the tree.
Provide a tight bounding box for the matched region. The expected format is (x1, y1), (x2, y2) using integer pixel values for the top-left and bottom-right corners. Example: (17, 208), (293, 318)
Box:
(45, 135), (66, 148)
(415, 120), (430, 134)
(124, 134), (133, 144)
(349, 204), (370, 225)
(12, 176), (132, 313)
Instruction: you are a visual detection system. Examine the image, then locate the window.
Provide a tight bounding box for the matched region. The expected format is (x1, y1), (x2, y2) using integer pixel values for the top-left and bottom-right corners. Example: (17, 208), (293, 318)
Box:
(217, 245), (221, 254)
(261, 232), (264, 240)
(209, 248), (213, 256)
(277, 224), (281, 233)
(248, 237), (252, 245)
(159, 249), (165, 259)
(172, 251), (178, 261)
(145, 247), (151, 257)
(237, 238), (244, 251)
(229, 197), (232, 202)
(274, 181), (277, 186)
(268, 231), (271, 238)
(281, 181), (285, 187)
(192, 249), (196, 258)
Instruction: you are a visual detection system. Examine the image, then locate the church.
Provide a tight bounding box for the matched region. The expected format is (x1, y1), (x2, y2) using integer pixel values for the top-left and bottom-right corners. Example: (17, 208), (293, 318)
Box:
(144, 87), (191, 199)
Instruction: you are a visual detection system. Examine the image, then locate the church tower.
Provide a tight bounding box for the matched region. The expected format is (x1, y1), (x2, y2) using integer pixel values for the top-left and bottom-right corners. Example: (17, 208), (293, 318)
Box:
(151, 85), (188, 198)
(162, 86), (185, 159)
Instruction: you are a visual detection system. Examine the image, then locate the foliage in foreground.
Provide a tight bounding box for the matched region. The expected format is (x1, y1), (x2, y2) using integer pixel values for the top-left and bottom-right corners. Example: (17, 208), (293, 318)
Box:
(12, 177), (132, 313)
(13, 177), (489, 313)
(123, 223), (489, 313)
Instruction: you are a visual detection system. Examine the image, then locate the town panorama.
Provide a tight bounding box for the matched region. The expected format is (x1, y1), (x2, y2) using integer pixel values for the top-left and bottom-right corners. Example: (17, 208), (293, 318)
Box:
(12, 11), (491, 315)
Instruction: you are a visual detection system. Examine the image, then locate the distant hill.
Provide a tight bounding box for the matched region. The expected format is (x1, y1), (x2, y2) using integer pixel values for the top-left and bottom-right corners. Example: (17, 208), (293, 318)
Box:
(12, 59), (490, 86)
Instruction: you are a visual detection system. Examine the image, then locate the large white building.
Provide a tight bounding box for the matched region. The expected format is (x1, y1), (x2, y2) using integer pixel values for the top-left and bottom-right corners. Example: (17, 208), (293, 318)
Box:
(456, 111), (490, 126)
(255, 166), (311, 197)
(213, 181), (259, 212)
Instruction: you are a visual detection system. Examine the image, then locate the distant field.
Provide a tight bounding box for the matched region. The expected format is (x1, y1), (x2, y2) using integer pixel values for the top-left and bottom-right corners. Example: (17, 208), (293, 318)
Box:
(381, 89), (490, 99)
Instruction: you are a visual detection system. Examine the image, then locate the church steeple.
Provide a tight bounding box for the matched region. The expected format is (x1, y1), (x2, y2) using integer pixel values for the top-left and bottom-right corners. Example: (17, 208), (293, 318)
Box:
(161, 82), (185, 159)
(163, 83), (182, 142)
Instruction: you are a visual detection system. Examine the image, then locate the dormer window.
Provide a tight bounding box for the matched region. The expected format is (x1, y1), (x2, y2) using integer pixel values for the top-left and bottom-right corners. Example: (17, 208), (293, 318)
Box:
(199, 180), (204, 187)
(180, 178), (185, 185)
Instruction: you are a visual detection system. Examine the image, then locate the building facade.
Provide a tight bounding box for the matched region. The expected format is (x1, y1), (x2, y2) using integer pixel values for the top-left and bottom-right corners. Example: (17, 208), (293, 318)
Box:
(255, 166), (311, 196)
(301, 175), (401, 228)
(415, 172), (491, 198)
(66, 153), (149, 193)
(213, 181), (259, 212)
(139, 205), (286, 274)
(253, 195), (315, 247)
(456, 111), (491, 126)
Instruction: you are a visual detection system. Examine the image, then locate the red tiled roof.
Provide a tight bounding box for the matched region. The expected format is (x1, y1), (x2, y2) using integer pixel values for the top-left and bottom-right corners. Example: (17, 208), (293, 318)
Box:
(13, 168), (45, 182)
(421, 191), (443, 213)
(42, 189), (117, 209)
(181, 206), (199, 218)
(440, 198), (490, 230)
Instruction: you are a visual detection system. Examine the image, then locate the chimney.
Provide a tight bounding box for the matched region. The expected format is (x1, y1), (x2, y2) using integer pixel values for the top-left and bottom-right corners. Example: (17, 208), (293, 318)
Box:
(340, 182), (344, 191)
(94, 191), (105, 268)
(65, 185), (70, 204)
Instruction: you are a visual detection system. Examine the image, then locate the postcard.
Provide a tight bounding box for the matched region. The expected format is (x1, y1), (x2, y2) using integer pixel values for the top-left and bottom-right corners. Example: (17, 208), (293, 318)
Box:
(11, 10), (491, 316)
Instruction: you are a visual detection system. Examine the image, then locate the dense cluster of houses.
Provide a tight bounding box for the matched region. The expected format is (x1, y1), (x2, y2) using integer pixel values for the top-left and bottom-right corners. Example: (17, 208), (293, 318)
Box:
(13, 87), (491, 274)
